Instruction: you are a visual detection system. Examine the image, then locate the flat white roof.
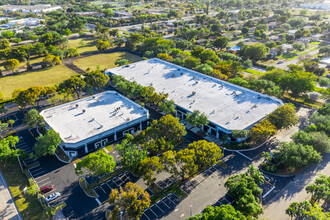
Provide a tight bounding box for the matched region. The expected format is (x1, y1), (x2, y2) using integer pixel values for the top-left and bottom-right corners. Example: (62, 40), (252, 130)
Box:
(107, 58), (283, 132)
(40, 91), (148, 144)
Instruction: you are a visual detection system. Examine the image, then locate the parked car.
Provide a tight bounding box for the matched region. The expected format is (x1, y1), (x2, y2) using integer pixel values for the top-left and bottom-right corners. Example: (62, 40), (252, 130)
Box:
(45, 192), (60, 203)
(277, 60), (284, 64)
(39, 185), (54, 194)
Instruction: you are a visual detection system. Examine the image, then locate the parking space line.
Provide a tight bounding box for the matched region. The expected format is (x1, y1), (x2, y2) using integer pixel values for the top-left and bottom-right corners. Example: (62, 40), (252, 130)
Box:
(28, 129), (35, 138)
(31, 170), (45, 177)
(149, 206), (158, 217)
(142, 213), (150, 220)
(95, 198), (101, 205)
(263, 186), (276, 198)
(38, 181), (52, 187)
(106, 182), (112, 190)
(161, 199), (170, 209)
(30, 167), (43, 173)
(155, 203), (164, 213)
(166, 195), (176, 205)
(236, 151), (252, 161)
(100, 186), (106, 193)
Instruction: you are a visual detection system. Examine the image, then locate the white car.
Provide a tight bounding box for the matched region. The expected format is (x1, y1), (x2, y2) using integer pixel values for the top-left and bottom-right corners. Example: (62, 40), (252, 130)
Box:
(45, 192), (60, 203)
(277, 60), (284, 64)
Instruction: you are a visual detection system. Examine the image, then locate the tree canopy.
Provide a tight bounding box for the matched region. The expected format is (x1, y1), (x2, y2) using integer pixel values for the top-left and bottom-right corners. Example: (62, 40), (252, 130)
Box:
(33, 129), (61, 158)
(75, 151), (116, 177)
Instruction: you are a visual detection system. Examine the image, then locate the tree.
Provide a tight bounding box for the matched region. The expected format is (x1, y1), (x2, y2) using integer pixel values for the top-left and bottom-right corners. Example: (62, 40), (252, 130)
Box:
(109, 182), (151, 220)
(267, 104), (299, 130)
(115, 58), (129, 66)
(246, 165), (265, 185)
(186, 110), (209, 127)
(141, 114), (186, 146)
(0, 39), (11, 49)
(305, 174), (330, 204)
(213, 37), (229, 50)
(33, 129), (61, 158)
(225, 173), (263, 218)
(292, 131), (330, 153)
(241, 27), (249, 35)
(0, 136), (27, 164)
(75, 151), (116, 177)
(273, 142), (322, 171)
(4, 59), (20, 73)
(62, 28), (72, 36)
(293, 42), (305, 51)
(136, 156), (162, 186)
(115, 136), (147, 169)
(319, 46), (330, 57)
(96, 40), (110, 51)
(160, 100), (176, 115)
(84, 70), (109, 91)
(250, 119), (277, 140)
(24, 109), (43, 128)
(59, 75), (86, 98)
(187, 205), (246, 220)
(188, 140), (223, 170)
(1, 30), (14, 39)
(244, 43), (267, 60)
(43, 54), (61, 67)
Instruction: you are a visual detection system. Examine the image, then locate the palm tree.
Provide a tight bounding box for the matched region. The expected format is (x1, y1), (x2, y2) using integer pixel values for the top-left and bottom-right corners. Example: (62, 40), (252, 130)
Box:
(246, 165), (265, 185)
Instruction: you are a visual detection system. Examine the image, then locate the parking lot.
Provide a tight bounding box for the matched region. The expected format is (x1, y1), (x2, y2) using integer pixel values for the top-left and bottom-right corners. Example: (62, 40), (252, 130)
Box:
(180, 163), (225, 195)
(141, 193), (181, 220)
(93, 171), (141, 203)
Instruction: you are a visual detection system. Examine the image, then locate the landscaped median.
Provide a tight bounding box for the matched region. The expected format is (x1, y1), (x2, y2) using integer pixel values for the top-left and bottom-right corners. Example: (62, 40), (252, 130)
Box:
(79, 177), (98, 198)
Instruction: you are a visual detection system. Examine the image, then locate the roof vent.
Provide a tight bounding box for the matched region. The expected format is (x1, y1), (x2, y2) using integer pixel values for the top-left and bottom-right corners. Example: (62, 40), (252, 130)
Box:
(126, 118), (130, 121)
(76, 104), (79, 107)
(92, 96), (95, 99)
(192, 91), (196, 95)
(172, 73), (176, 77)
(82, 109), (86, 113)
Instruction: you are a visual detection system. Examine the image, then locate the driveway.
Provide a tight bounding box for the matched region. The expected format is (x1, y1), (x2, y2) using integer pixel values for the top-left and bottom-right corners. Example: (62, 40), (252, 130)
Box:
(261, 153), (330, 220)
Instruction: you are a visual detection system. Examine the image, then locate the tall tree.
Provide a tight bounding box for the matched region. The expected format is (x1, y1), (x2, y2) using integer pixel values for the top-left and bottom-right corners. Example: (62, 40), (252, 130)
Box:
(24, 109), (44, 128)
(109, 182), (151, 220)
(267, 104), (299, 130)
(186, 110), (209, 127)
(84, 70), (110, 91)
(187, 140), (223, 170)
(0, 136), (27, 164)
(187, 204), (246, 220)
(59, 75), (86, 98)
(4, 59), (20, 73)
(75, 151), (116, 177)
(33, 129), (61, 158)
(136, 156), (162, 186)
(213, 37), (230, 50)
(305, 174), (330, 204)
(250, 119), (277, 140)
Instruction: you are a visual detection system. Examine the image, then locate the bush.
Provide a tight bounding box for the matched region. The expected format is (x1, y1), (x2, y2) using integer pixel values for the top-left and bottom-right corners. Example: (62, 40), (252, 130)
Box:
(243, 59), (253, 68)
(266, 65), (276, 71)
(261, 162), (277, 173)
(319, 77), (330, 87)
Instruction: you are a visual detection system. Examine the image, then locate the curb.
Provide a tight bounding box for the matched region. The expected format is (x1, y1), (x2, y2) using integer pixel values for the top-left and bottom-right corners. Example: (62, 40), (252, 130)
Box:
(259, 166), (296, 178)
(54, 146), (72, 164)
(78, 177), (98, 199)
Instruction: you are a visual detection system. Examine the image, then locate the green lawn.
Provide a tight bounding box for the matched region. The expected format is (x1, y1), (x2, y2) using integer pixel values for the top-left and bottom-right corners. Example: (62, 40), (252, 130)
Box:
(0, 163), (48, 220)
(0, 65), (76, 99)
(68, 37), (97, 55)
(73, 52), (142, 72)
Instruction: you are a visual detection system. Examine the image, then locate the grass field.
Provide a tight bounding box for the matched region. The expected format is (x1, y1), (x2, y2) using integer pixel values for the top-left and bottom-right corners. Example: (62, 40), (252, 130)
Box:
(68, 37), (97, 54)
(0, 65), (76, 99)
(73, 52), (142, 72)
(0, 163), (48, 220)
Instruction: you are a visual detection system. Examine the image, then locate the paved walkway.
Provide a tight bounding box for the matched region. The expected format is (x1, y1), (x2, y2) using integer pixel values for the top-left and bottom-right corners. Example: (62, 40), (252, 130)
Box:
(261, 153), (330, 220)
(0, 172), (22, 220)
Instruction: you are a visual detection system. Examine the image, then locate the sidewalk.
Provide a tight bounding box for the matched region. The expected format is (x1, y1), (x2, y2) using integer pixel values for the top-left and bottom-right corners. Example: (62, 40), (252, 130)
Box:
(261, 153), (330, 220)
(0, 172), (22, 220)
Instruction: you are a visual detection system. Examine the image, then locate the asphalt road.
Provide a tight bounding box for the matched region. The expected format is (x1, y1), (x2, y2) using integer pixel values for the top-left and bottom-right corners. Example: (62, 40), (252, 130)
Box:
(275, 48), (320, 70)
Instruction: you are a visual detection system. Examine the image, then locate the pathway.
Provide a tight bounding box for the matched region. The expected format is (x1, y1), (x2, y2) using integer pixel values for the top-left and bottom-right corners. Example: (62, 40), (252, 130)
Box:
(0, 172), (22, 220)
